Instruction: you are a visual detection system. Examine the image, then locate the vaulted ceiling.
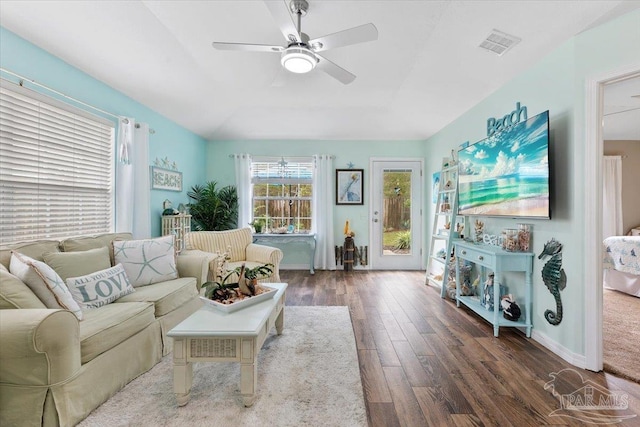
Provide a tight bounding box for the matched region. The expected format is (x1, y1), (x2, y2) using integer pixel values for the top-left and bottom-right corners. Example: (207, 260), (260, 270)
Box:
(1, 1), (638, 141)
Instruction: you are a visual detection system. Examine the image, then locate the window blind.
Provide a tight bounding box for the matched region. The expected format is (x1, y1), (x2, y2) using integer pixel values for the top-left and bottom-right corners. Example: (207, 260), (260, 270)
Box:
(0, 80), (115, 246)
(251, 158), (313, 183)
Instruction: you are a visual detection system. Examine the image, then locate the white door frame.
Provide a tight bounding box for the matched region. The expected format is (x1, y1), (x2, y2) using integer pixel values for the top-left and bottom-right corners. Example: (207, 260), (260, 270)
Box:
(584, 63), (640, 371)
(369, 157), (424, 270)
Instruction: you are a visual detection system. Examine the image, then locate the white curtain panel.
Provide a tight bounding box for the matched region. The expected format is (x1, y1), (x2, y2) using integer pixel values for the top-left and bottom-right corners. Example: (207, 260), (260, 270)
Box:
(312, 154), (336, 270)
(602, 155), (623, 240)
(115, 118), (134, 233)
(234, 154), (252, 228)
(132, 123), (151, 238)
(115, 119), (151, 238)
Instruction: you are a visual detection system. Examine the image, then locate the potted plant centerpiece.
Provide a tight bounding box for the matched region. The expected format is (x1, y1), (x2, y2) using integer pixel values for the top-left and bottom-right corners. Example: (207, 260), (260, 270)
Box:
(200, 256), (275, 310)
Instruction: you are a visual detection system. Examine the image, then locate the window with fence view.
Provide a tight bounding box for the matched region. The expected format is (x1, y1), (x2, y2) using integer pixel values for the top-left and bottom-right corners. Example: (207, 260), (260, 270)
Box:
(251, 158), (313, 233)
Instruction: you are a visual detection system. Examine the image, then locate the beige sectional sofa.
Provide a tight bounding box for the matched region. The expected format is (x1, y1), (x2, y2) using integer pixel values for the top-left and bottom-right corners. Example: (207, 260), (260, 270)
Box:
(0, 233), (208, 427)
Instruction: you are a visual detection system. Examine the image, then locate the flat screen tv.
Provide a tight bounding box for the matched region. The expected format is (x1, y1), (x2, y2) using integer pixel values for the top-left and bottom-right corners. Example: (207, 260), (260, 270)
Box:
(457, 110), (550, 219)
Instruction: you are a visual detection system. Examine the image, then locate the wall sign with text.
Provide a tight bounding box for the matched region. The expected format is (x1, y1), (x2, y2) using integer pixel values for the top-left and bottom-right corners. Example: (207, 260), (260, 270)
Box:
(151, 166), (183, 192)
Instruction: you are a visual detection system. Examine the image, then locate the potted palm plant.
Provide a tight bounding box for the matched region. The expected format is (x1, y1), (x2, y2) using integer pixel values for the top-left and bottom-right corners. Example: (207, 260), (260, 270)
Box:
(187, 181), (239, 231)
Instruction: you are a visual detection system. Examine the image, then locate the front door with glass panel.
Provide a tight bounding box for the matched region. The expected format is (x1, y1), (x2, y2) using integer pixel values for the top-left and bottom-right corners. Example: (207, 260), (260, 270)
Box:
(370, 160), (423, 270)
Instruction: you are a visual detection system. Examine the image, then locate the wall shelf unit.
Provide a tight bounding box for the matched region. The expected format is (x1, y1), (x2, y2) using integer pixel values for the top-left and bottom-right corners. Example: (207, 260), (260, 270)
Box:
(426, 157), (465, 298)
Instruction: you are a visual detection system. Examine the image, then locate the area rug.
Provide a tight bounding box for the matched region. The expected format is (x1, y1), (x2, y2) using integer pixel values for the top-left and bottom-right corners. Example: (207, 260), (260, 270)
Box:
(78, 306), (367, 427)
(603, 289), (640, 383)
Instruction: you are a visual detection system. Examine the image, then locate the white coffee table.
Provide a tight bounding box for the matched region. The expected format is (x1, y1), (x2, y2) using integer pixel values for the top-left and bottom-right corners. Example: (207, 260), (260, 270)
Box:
(167, 283), (287, 407)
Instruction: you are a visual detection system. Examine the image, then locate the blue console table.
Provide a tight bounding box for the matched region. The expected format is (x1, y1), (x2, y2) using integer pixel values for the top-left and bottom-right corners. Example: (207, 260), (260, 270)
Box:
(253, 233), (317, 274)
(454, 240), (533, 337)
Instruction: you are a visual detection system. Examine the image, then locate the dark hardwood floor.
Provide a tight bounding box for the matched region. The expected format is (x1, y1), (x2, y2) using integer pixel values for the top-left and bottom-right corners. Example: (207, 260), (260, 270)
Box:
(280, 270), (640, 427)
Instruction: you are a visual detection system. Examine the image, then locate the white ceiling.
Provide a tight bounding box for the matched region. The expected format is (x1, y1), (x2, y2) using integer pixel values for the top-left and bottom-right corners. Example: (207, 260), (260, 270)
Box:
(603, 75), (640, 141)
(1, 0), (638, 141)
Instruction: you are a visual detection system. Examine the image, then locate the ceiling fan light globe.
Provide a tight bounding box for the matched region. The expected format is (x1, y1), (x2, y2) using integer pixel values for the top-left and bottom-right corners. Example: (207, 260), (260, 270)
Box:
(281, 47), (317, 73)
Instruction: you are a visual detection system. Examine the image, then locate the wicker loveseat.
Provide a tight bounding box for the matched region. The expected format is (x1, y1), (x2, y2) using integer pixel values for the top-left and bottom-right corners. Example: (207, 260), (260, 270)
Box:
(183, 227), (283, 283)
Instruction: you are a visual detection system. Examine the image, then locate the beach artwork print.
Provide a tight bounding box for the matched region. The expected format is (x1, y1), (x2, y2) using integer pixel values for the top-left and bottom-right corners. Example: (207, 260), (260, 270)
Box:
(458, 110), (550, 218)
(336, 169), (364, 205)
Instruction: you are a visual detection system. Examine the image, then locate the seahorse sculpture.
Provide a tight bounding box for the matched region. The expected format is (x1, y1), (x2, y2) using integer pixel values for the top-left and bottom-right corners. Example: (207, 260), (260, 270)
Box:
(538, 238), (567, 325)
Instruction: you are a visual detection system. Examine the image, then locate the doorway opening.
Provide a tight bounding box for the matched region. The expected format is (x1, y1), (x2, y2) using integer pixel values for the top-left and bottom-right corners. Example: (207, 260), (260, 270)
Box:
(370, 159), (423, 270)
(584, 65), (640, 372)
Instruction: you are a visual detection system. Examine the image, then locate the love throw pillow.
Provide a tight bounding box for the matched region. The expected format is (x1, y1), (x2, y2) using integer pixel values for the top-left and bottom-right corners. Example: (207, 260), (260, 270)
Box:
(66, 264), (135, 309)
(112, 235), (177, 287)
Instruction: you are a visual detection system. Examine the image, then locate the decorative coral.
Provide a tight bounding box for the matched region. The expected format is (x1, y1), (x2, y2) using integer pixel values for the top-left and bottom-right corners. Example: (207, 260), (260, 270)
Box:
(343, 220), (355, 237)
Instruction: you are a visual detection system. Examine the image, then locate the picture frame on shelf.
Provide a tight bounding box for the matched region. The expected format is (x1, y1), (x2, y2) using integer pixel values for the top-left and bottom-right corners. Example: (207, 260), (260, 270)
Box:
(432, 171), (440, 203)
(336, 169), (364, 205)
(151, 166), (183, 192)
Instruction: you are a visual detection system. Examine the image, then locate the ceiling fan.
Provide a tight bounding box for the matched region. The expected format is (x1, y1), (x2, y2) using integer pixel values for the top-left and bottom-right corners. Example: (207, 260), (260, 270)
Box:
(212, 0), (378, 84)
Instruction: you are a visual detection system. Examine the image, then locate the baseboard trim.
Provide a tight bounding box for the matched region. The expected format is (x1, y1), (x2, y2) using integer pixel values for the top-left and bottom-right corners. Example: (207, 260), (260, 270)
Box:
(280, 264), (368, 271)
(532, 330), (587, 369)
(280, 264), (313, 270)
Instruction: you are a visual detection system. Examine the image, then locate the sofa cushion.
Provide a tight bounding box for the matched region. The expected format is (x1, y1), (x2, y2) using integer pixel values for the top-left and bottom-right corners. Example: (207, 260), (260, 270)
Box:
(66, 264), (136, 309)
(114, 277), (197, 317)
(43, 246), (112, 282)
(113, 235), (178, 287)
(9, 252), (83, 320)
(60, 232), (132, 265)
(0, 269), (47, 309)
(1, 240), (61, 267)
(79, 301), (155, 364)
(60, 232), (133, 252)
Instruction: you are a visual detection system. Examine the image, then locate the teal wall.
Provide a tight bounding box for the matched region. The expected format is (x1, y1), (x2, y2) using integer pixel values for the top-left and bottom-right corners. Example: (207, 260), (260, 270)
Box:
(423, 10), (640, 356)
(205, 140), (426, 266)
(0, 27), (208, 236)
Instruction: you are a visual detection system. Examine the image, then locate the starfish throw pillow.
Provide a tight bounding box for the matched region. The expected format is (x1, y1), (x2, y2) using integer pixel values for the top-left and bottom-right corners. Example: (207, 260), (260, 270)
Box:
(112, 235), (178, 287)
(9, 252), (84, 320)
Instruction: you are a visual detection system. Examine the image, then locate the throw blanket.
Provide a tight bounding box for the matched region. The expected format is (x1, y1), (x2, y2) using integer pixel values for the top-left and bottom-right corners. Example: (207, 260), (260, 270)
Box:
(603, 236), (640, 276)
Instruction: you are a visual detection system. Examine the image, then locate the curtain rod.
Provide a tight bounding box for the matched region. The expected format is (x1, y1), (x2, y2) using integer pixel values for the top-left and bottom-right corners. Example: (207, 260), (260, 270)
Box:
(1, 68), (155, 134)
(228, 154), (335, 159)
(1, 68), (126, 121)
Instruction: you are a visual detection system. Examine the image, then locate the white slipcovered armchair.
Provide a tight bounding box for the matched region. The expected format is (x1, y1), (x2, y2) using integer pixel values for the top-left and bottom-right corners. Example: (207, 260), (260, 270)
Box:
(183, 227), (283, 283)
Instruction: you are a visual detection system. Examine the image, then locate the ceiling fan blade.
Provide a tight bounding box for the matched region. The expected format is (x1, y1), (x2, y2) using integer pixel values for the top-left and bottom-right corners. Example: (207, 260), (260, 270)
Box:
(212, 42), (283, 53)
(309, 23), (378, 52)
(315, 54), (356, 85)
(264, 0), (301, 43)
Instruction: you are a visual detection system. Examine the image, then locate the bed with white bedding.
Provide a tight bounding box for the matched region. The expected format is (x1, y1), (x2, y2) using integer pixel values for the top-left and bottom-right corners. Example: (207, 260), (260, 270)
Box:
(603, 236), (640, 297)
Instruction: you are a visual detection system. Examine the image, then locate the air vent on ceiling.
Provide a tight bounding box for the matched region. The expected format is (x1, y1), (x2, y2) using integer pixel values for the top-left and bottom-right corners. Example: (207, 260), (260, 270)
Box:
(479, 29), (521, 56)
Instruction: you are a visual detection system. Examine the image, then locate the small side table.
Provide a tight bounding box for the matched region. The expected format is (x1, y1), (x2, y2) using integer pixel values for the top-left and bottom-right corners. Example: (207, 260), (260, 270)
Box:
(253, 233), (317, 274)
